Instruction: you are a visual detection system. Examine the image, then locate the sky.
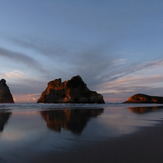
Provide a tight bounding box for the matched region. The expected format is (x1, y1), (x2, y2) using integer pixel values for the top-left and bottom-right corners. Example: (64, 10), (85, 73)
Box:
(0, 0), (163, 103)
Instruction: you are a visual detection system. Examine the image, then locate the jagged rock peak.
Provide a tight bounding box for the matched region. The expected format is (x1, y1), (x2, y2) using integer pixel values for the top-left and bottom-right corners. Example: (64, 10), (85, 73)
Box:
(0, 79), (14, 103)
(37, 75), (105, 103)
(124, 93), (163, 103)
(0, 79), (6, 86)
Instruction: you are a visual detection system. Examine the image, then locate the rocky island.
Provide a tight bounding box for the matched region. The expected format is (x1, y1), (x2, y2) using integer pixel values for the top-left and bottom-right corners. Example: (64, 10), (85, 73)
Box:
(0, 79), (14, 103)
(37, 75), (105, 103)
(124, 94), (163, 103)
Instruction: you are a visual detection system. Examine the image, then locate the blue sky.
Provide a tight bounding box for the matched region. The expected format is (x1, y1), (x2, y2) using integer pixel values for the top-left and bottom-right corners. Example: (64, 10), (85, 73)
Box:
(0, 0), (163, 102)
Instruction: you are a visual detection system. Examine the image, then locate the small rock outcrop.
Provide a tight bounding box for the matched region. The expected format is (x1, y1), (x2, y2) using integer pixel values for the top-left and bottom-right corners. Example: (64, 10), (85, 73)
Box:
(124, 94), (163, 103)
(0, 79), (14, 103)
(37, 75), (105, 103)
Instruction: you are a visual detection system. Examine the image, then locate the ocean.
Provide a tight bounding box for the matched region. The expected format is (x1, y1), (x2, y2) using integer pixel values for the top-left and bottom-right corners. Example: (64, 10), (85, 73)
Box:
(0, 103), (163, 162)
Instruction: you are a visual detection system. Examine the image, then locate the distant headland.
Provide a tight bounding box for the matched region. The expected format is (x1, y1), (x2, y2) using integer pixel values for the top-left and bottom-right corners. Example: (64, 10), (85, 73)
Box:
(124, 94), (163, 104)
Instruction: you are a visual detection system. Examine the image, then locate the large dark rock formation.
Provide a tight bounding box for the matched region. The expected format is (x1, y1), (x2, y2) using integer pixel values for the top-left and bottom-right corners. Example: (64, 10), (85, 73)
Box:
(0, 79), (14, 103)
(124, 94), (163, 104)
(37, 75), (105, 103)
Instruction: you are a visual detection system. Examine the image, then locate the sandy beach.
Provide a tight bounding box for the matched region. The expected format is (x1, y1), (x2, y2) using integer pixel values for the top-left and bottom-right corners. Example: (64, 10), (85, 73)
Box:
(31, 121), (163, 163)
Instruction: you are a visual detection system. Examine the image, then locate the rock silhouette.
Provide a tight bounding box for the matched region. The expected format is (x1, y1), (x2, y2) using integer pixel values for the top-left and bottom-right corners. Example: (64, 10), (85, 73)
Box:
(124, 94), (163, 103)
(37, 75), (105, 103)
(40, 108), (104, 134)
(0, 79), (14, 103)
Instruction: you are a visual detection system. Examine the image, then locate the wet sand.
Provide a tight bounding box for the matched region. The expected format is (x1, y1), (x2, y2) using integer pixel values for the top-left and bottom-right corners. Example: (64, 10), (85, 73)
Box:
(31, 121), (163, 163)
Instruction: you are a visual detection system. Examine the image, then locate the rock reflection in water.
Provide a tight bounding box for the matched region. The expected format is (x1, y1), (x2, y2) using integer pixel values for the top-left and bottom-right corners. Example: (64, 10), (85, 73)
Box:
(40, 108), (104, 134)
(0, 111), (11, 132)
(129, 106), (163, 114)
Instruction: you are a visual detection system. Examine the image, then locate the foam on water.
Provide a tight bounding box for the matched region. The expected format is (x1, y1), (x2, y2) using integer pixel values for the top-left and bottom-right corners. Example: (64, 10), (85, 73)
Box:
(0, 102), (162, 110)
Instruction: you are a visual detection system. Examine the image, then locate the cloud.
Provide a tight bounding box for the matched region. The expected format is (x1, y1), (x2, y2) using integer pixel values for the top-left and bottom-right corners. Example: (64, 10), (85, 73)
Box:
(10, 37), (116, 87)
(103, 59), (163, 83)
(109, 75), (163, 87)
(4, 70), (26, 79)
(0, 47), (47, 73)
(66, 47), (114, 85)
(10, 78), (47, 95)
(11, 37), (163, 87)
(10, 37), (69, 58)
(13, 93), (40, 103)
(10, 37), (163, 84)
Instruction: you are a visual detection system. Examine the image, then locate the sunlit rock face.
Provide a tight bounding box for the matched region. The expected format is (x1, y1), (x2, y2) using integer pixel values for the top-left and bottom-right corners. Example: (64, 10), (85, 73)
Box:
(0, 79), (14, 103)
(37, 75), (105, 103)
(124, 94), (163, 104)
(40, 108), (104, 134)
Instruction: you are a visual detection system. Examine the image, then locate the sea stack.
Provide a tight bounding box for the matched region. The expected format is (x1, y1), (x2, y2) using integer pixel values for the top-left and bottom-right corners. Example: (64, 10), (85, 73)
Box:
(124, 94), (163, 103)
(0, 79), (14, 103)
(37, 75), (105, 103)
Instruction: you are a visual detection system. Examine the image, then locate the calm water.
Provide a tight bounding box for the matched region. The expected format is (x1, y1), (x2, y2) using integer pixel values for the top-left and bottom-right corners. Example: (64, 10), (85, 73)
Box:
(0, 103), (163, 162)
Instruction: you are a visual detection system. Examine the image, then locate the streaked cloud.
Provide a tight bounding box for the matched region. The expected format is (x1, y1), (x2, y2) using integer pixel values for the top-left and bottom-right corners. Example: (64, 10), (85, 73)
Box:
(13, 93), (40, 103)
(0, 47), (48, 73)
(10, 37), (69, 58)
(10, 37), (115, 87)
(9, 37), (163, 92)
(4, 70), (26, 79)
(105, 60), (163, 83)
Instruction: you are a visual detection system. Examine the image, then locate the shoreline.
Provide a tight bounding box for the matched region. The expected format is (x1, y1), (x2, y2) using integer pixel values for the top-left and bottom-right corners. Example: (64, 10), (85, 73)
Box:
(31, 120), (163, 163)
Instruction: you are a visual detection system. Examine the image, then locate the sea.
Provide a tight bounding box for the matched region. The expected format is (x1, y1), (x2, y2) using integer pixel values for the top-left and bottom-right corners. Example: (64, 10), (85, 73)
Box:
(0, 103), (163, 162)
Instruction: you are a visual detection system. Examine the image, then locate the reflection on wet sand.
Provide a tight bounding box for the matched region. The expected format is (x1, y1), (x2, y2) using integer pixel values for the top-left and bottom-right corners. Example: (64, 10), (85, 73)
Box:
(129, 106), (163, 114)
(0, 112), (11, 132)
(40, 108), (104, 134)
